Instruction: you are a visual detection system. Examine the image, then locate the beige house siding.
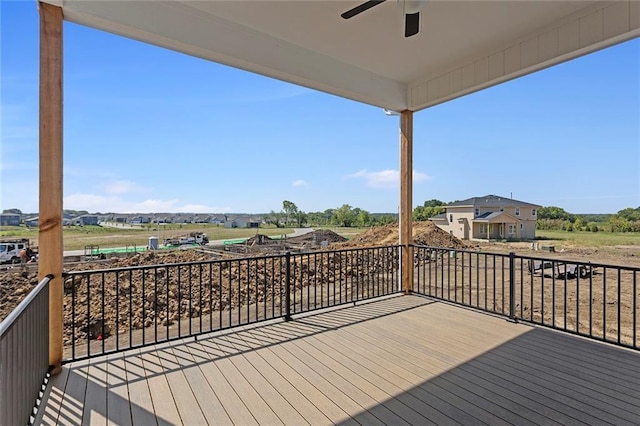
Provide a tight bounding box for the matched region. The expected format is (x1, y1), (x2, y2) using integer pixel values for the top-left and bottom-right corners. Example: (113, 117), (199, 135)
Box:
(430, 195), (540, 241)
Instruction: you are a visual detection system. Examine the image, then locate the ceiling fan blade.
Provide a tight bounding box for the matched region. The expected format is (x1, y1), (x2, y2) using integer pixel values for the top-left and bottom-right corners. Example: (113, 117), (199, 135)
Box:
(405, 11), (420, 37)
(341, 0), (386, 20)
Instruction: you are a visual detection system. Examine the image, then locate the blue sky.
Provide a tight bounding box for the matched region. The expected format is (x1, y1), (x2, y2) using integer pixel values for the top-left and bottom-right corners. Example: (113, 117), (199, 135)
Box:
(2, 1), (639, 215)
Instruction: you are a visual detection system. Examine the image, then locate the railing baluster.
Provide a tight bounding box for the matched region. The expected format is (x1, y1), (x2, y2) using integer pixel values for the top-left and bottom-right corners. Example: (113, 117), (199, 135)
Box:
(87, 273), (91, 357)
(142, 269), (146, 346)
(509, 252), (515, 320)
(634, 271), (637, 348)
(72, 275), (76, 360)
(129, 269), (133, 347)
(618, 268), (622, 344)
(603, 267), (607, 341)
(285, 251), (291, 321)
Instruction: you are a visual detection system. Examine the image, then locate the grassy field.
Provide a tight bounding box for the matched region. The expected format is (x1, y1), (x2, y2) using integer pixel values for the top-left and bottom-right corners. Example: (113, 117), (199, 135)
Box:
(536, 230), (640, 247)
(3, 224), (639, 251)
(1, 224), (300, 251)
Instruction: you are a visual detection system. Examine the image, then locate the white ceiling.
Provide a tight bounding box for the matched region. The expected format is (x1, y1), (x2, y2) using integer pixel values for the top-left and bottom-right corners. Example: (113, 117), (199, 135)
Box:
(43, 0), (639, 112)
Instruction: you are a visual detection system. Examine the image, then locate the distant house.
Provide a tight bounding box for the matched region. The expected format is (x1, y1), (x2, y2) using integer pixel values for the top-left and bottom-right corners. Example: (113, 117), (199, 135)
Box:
(24, 217), (39, 228)
(0, 213), (21, 226)
(430, 194), (540, 241)
(75, 215), (99, 226)
(209, 215), (226, 225)
(225, 216), (261, 229)
(174, 215), (193, 224)
(130, 215), (151, 224)
(193, 214), (209, 223)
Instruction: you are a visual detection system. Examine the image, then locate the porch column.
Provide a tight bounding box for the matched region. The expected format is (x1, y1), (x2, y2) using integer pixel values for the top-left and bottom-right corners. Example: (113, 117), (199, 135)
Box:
(39, 1), (64, 374)
(399, 110), (413, 294)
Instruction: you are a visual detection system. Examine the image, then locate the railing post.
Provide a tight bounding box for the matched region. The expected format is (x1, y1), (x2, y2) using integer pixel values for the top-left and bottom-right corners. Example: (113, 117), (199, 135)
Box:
(39, 1), (64, 375)
(509, 252), (516, 321)
(399, 110), (413, 295)
(284, 251), (292, 321)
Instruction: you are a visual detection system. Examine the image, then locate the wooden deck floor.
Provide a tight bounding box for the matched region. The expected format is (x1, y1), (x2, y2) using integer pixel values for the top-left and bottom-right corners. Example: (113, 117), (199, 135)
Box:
(36, 295), (640, 425)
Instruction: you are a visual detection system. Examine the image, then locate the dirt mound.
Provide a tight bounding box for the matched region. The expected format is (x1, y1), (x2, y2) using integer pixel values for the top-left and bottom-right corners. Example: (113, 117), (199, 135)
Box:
(340, 221), (464, 249)
(0, 270), (41, 320)
(0, 250), (221, 322)
(289, 230), (347, 244)
(245, 234), (273, 245)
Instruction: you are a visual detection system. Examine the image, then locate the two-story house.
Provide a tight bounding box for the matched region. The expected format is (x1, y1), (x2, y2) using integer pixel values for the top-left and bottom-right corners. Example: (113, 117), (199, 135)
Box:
(430, 195), (541, 241)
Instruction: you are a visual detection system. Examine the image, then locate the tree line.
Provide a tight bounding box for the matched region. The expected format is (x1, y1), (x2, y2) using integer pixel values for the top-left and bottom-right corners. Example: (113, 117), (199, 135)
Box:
(264, 201), (396, 228)
(7, 202), (640, 233)
(536, 206), (640, 233)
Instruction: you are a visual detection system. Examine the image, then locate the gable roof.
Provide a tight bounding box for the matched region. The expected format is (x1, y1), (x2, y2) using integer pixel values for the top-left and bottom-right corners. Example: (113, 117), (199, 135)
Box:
(473, 211), (520, 223)
(448, 195), (541, 209)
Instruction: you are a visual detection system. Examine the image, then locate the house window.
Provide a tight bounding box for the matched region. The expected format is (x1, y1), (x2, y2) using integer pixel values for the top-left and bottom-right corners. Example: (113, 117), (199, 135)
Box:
(449, 214), (453, 223)
(508, 224), (516, 234)
(520, 223), (524, 230)
(474, 208), (479, 216)
(480, 224), (487, 234)
(515, 207), (520, 216)
(532, 208), (537, 216)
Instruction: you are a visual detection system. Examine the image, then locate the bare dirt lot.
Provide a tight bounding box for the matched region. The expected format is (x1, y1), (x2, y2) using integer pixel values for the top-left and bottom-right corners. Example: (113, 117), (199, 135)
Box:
(2, 223), (638, 354)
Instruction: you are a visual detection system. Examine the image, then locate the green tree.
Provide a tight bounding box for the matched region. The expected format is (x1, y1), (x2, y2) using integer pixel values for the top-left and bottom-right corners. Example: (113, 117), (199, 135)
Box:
(356, 210), (371, 227)
(609, 215), (631, 232)
(377, 215), (397, 225)
(265, 210), (283, 228)
(282, 200), (298, 226)
(573, 217), (585, 231)
(617, 207), (640, 222)
(538, 206), (575, 222)
(422, 199), (446, 207)
(333, 204), (357, 227)
(295, 211), (307, 227)
(413, 199), (446, 222)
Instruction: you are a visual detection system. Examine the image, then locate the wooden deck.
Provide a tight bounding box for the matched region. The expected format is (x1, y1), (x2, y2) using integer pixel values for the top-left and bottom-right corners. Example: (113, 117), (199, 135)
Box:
(36, 295), (640, 425)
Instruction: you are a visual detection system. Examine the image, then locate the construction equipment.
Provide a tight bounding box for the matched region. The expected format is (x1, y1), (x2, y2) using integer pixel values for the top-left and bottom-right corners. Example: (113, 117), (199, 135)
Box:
(0, 238), (33, 264)
(164, 232), (209, 247)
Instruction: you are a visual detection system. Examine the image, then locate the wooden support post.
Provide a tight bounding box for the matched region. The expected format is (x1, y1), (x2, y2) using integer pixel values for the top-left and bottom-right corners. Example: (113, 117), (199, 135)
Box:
(399, 110), (413, 294)
(39, 1), (64, 375)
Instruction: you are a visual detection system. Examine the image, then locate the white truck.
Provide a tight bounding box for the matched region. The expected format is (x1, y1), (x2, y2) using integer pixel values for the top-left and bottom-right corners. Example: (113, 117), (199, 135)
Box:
(164, 232), (209, 247)
(0, 238), (31, 264)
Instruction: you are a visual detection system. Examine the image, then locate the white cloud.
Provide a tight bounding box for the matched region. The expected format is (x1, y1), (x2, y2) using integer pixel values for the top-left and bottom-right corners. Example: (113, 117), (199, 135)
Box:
(348, 169), (429, 188)
(292, 180), (308, 187)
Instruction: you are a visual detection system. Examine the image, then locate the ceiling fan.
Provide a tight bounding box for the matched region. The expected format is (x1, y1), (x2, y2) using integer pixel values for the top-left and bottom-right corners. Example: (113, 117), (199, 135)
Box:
(341, 0), (425, 38)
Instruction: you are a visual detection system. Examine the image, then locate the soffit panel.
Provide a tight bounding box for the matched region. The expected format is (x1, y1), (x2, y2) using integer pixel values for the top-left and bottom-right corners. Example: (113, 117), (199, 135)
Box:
(42, 0), (638, 111)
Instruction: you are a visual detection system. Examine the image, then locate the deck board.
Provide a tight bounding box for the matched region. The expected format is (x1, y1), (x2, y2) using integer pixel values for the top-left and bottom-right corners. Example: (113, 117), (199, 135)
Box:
(34, 359), (71, 425)
(105, 352), (132, 426)
(139, 346), (183, 426)
(81, 359), (107, 426)
(170, 344), (234, 425)
(57, 359), (88, 426)
(154, 344), (208, 425)
(124, 349), (161, 426)
(187, 340), (259, 426)
(39, 295), (640, 425)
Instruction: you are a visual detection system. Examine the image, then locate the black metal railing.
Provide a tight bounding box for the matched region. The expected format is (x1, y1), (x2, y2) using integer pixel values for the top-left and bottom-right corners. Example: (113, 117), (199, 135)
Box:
(413, 245), (639, 350)
(63, 246), (401, 361)
(0, 274), (53, 426)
